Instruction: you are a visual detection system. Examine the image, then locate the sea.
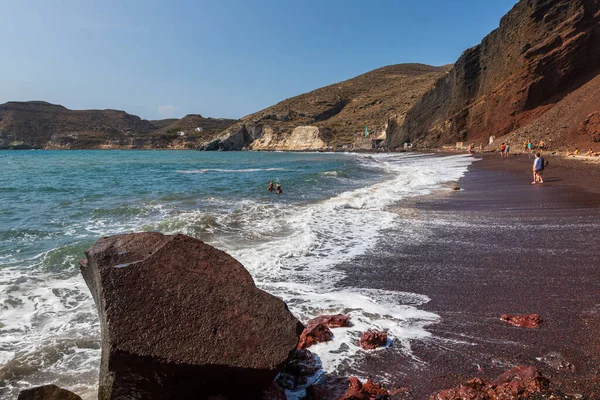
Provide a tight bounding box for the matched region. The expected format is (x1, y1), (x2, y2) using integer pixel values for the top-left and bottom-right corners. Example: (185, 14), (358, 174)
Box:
(0, 150), (473, 399)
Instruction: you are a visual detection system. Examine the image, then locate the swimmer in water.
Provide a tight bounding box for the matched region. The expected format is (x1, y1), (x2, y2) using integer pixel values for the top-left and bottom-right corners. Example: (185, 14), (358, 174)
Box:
(276, 184), (282, 195)
(267, 181), (274, 192)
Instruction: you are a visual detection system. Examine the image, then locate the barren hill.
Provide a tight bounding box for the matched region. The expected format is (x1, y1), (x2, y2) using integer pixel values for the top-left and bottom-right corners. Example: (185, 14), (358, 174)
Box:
(388, 0), (600, 151)
(200, 64), (450, 151)
(0, 102), (237, 149)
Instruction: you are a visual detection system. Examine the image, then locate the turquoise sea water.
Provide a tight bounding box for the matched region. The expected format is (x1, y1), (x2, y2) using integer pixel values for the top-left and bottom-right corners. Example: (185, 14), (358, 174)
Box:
(0, 150), (473, 399)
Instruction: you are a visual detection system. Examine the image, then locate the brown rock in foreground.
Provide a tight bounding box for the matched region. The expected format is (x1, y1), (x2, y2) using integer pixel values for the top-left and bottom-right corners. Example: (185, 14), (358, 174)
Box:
(359, 330), (388, 350)
(80, 232), (303, 400)
(304, 377), (390, 400)
(340, 377), (389, 400)
(17, 384), (82, 400)
(297, 314), (352, 350)
(298, 323), (334, 349)
(307, 314), (352, 328)
(429, 366), (550, 399)
(277, 349), (321, 390)
(501, 313), (543, 328)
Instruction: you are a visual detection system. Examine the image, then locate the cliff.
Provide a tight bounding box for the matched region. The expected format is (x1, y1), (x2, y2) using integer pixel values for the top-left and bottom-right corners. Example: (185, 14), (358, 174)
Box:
(0, 101), (237, 150)
(388, 0), (600, 150)
(200, 64), (449, 151)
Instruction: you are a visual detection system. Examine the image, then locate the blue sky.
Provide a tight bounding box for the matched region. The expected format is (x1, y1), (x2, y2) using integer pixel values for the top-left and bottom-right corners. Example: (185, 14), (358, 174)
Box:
(1, 0), (518, 120)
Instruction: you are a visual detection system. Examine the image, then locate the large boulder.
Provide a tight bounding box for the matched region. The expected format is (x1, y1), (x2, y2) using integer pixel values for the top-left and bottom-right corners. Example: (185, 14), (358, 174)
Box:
(17, 385), (82, 400)
(80, 232), (303, 400)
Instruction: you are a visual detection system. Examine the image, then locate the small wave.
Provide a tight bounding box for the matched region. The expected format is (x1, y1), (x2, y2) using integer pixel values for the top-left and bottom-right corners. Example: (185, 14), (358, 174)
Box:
(176, 168), (286, 174)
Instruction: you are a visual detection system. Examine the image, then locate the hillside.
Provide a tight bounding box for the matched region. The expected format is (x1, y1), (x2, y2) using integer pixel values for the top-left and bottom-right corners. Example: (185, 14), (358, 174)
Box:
(388, 0), (600, 151)
(199, 64), (450, 151)
(0, 101), (237, 149)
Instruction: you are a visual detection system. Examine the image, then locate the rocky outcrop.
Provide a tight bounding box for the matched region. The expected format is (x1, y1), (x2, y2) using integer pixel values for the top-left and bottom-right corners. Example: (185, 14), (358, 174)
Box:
(306, 314), (351, 329)
(17, 385), (82, 400)
(201, 64), (448, 151)
(298, 323), (334, 350)
(250, 126), (328, 151)
(359, 330), (388, 350)
(429, 366), (550, 400)
(80, 232), (303, 400)
(0, 101), (236, 149)
(501, 313), (543, 328)
(389, 0), (600, 149)
(340, 378), (389, 400)
(297, 314), (351, 350)
(276, 349), (321, 391)
(305, 377), (390, 400)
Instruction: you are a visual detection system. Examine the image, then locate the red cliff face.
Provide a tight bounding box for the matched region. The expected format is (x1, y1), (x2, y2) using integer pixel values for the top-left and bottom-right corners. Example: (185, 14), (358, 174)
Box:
(389, 0), (600, 148)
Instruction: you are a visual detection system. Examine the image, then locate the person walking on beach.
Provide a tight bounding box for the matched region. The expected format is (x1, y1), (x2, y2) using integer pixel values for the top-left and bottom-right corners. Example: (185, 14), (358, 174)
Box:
(532, 153), (544, 184)
(505, 143), (510, 157)
(500, 143), (506, 158)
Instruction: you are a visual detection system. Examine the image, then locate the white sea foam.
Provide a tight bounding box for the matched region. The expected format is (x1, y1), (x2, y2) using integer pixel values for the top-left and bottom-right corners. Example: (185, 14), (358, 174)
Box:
(176, 168), (286, 174)
(209, 154), (474, 378)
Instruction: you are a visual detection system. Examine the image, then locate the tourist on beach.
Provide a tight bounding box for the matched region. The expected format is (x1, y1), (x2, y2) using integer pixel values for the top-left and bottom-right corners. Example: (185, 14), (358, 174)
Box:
(276, 184), (282, 195)
(532, 152), (544, 184)
(527, 140), (532, 152)
(505, 144), (510, 157)
(539, 140), (545, 150)
(267, 181), (274, 192)
(500, 143), (506, 157)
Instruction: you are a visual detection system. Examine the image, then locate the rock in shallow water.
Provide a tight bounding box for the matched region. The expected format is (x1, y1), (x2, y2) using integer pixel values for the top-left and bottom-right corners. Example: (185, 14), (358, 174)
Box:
(17, 384), (82, 400)
(80, 232), (303, 400)
(359, 330), (388, 350)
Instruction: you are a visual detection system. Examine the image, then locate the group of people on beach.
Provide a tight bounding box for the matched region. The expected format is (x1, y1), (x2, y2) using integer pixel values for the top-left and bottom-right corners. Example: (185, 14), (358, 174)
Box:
(267, 181), (282, 194)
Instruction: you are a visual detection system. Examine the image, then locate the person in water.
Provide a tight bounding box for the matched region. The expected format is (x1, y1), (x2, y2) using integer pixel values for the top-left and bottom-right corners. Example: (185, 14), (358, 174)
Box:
(276, 184), (282, 195)
(267, 181), (274, 192)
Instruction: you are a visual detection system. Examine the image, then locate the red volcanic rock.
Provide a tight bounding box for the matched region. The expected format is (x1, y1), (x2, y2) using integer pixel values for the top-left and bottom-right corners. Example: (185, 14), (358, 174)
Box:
(501, 313), (543, 328)
(359, 330), (388, 350)
(340, 377), (389, 400)
(390, 0), (600, 149)
(298, 323), (334, 349)
(17, 385), (82, 400)
(80, 233), (303, 400)
(297, 314), (351, 349)
(429, 366), (550, 400)
(491, 366), (550, 395)
(307, 314), (352, 328)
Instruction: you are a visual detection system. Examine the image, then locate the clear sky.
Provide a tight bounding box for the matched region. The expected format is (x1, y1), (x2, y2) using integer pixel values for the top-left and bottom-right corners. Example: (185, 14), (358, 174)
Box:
(1, 0), (519, 120)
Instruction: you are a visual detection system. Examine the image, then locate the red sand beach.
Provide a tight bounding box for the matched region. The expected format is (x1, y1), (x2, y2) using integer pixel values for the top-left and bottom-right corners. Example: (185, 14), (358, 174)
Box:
(338, 153), (600, 398)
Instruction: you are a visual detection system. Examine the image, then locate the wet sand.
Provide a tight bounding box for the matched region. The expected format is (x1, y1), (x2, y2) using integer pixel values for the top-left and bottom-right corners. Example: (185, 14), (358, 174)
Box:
(338, 153), (600, 398)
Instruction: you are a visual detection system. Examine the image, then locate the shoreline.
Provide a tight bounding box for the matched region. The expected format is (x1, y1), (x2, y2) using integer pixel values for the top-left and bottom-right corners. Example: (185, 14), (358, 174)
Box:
(335, 153), (600, 397)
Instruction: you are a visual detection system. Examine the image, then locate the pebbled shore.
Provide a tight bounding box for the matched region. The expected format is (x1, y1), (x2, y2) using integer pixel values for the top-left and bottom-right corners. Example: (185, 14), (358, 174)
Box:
(337, 153), (600, 398)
